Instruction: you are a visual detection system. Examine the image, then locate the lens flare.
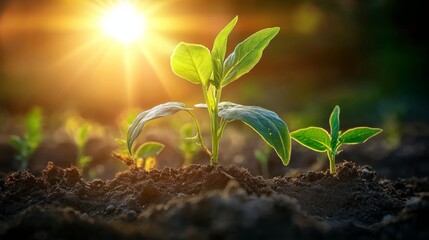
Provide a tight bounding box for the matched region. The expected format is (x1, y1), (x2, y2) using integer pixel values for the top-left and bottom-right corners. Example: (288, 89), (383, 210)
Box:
(100, 2), (147, 43)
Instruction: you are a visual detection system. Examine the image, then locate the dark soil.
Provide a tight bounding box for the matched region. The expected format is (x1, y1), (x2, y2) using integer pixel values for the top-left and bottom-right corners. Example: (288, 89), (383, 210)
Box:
(0, 161), (428, 239)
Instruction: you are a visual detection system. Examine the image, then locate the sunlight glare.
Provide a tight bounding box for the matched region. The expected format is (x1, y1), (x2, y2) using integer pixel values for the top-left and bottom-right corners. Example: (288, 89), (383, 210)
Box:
(100, 2), (147, 43)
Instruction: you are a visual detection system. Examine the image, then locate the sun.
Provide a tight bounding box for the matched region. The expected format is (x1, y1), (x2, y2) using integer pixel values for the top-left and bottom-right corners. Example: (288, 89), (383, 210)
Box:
(100, 2), (147, 43)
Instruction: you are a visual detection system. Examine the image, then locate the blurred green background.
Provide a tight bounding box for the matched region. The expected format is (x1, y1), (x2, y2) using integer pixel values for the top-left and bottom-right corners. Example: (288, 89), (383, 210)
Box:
(1, 0), (427, 128)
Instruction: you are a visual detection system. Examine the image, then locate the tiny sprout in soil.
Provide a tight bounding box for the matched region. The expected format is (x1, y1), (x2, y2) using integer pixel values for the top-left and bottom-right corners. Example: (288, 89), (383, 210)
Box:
(291, 105), (382, 174)
(114, 141), (164, 170)
(65, 117), (93, 169)
(127, 16), (291, 167)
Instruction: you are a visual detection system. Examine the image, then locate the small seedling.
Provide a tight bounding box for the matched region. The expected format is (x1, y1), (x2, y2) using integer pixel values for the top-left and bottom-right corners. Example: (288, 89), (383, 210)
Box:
(127, 16), (291, 167)
(9, 107), (43, 170)
(254, 145), (272, 177)
(114, 109), (165, 170)
(65, 117), (93, 169)
(114, 141), (164, 170)
(291, 105), (382, 174)
(134, 141), (164, 170)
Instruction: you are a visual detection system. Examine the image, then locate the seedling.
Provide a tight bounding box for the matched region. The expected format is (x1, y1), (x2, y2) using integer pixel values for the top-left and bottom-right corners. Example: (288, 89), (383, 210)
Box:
(291, 105), (382, 174)
(127, 16), (291, 167)
(254, 146), (272, 177)
(114, 141), (164, 170)
(114, 109), (165, 170)
(9, 107), (43, 170)
(65, 117), (93, 168)
(134, 141), (164, 170)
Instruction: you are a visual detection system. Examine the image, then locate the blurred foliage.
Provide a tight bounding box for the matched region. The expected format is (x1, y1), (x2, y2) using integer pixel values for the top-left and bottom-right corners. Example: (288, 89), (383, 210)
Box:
(0, 0), (427, 126)
(64, 114), (104, 168)
(254, 145), (272, 177)
(9, 107), (43, 170)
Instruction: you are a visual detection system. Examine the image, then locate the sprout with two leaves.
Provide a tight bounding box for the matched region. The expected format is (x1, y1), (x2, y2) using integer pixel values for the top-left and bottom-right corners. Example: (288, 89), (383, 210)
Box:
(291, 106), (382, 174)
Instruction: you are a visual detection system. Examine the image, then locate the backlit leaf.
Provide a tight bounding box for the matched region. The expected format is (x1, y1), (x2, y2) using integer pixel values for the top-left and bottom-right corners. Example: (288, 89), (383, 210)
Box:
(222, 27), (280, 87)
(339, 127), (382, 144)
(212, 16), (238, 88)
(127, 102), (191, 154)
(217, 102), (291, 165)
(171, 43), (212, 85)
(291, 127), (331, 152)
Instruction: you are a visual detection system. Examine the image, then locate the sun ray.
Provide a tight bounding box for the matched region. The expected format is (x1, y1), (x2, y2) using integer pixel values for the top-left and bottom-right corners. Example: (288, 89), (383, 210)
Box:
(51, 36), (105, 69)
(1, 0), (220, 110)
(124, 45), (135, 107)
(137, 39), (175, 100)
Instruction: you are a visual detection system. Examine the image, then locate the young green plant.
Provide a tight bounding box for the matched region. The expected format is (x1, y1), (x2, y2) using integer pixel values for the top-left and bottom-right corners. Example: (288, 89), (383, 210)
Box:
(9, 107), (43, 170)
(65, 118), (92, 168)
(133, 141), (164, 170)
(115, 109), (165, 169)
(291, 105), (382, 174)
(127, 16), (291, 167)
(254, 146), (272, 177)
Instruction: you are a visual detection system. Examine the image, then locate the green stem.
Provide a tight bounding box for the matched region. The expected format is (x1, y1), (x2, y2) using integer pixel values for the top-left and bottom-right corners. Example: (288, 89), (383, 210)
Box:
(210, 87), (223, 166)
(327, 151), (336, 174)
(202, 85), (223, 166)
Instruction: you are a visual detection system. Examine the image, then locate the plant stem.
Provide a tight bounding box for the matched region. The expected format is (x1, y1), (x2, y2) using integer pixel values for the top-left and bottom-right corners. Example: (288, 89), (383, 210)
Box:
(327, 151), (336, 174)
(209, 87), (222, 166)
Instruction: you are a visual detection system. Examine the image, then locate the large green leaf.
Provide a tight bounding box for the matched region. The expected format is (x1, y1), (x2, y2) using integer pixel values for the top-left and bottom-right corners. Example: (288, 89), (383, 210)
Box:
(339, 127), (382, 145)
(217, 102), (291, 165)
(221, 27), (280, 87)
(127, 102), (191, 154)
(171, 43), (212, 85)
(135, 142), (165, 159)
(211, 16), (238, 88)
(291, 127), (331, 152)
(329, 105), (340, 149)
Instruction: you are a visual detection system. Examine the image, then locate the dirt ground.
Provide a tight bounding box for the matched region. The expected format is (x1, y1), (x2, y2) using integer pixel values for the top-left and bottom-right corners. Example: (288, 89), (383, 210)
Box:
(1, 161), (428, 240)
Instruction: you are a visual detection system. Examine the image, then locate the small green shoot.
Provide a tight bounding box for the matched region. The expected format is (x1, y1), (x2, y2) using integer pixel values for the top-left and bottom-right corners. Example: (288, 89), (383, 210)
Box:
(9, 107), (43, 170)
(254, 145), (272, 177)
(134, 141), (164, 170)
(291, 105), (383, 174)
(65, 117), (93, 169)
(127, 16), (291, 167)
(114, 141), (164, 170)
(114, 107), (165, 170)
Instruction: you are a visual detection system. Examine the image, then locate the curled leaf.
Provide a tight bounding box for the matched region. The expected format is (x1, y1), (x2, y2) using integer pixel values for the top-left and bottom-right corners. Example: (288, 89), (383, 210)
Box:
(127, 102), (191, 154)
(329, 105), (340, 148)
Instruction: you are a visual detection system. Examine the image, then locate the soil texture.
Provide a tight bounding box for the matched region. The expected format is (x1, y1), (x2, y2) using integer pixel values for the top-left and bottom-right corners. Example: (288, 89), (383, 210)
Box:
(0, 161), (428, 239)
